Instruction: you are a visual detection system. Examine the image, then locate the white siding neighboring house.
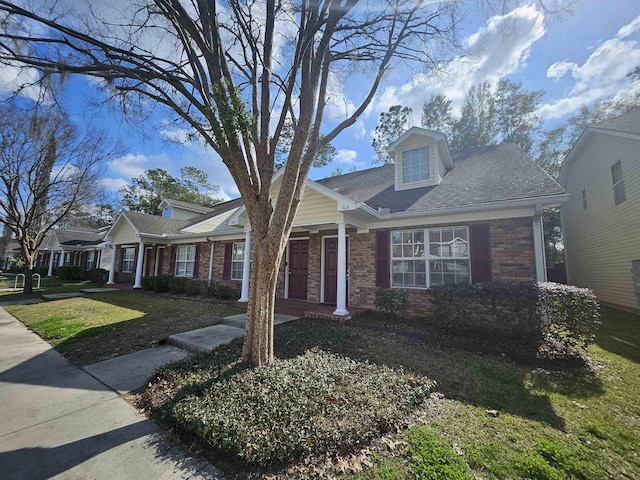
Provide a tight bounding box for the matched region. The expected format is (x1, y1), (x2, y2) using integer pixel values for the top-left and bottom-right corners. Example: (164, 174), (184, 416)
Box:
(559, 109), (640, 313)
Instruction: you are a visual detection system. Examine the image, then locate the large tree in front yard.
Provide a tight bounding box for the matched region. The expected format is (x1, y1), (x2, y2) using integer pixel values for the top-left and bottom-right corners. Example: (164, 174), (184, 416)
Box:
(0, 104), (114, 293)
(0, 0), (459, 365)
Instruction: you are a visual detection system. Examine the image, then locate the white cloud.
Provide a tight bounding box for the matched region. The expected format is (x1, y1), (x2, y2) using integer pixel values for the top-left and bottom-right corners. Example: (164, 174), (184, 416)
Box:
(101, 177), (129, 192)
(546, 60), (576, 81)
(539, 14), (640, 119)
(336, 149), (357, 164)
(106, 153), (171, 179)
(369, 5), (546, 121)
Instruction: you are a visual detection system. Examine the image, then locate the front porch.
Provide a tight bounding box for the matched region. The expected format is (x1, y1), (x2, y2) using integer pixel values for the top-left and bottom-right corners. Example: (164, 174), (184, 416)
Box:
(237, 298), (370, 322)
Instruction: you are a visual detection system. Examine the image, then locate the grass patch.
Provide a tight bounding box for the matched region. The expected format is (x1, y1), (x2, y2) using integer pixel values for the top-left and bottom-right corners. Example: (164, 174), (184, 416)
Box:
(165, 350), (435, 465)
(5, 290), (243, 365)
(0, 272), (99, 301)
(138, 308), (639, 479)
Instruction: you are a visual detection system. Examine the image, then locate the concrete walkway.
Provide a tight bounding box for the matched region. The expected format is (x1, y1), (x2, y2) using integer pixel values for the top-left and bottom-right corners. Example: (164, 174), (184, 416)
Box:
(0, 308), (224, 480)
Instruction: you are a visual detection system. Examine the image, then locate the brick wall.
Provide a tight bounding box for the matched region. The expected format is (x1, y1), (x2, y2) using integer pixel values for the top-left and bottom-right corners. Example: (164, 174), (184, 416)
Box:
(347, 217), (538, 315)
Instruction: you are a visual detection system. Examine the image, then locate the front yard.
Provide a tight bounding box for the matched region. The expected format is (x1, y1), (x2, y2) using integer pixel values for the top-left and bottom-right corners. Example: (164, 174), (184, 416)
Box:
(4, 290), (243, 365)
(137, 307), (639, 479)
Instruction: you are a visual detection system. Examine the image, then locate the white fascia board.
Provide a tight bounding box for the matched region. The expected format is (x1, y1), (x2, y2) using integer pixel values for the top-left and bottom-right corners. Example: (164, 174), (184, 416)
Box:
(378, 194), (570, 221)
(305, 178), (358, 211)
(184, 207), (241, 231)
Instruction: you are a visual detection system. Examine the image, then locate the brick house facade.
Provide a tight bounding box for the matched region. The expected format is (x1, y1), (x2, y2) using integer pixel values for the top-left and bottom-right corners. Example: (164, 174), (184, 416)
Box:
(102, 127), (567, 317)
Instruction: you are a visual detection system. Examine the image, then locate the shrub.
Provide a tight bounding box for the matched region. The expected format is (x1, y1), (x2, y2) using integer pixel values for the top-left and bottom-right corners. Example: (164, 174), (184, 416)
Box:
(374, 288), (409, 318)
(169, 276), (187, 294)
(57, 265), (81, 281)
(537, 282), (600, 352)
(215, 283), (237, 300)
(152, 275), (172, 293)
(141, 276), (155, 291)
(32, 266), (48, 276)
(83, 268), (109, 285)
(185, 279), (207, 296)
(170, 350), (435, 465)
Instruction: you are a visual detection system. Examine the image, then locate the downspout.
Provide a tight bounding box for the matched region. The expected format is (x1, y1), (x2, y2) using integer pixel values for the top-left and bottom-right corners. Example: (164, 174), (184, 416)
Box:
(532, 205), (547, 282)
(207, 237), (215, 286)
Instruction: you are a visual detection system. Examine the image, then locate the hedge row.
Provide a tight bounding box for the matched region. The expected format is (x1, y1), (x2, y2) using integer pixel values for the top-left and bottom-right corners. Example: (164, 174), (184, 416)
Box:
(141, 275), (238, 299)
(376, 281), (600, 353)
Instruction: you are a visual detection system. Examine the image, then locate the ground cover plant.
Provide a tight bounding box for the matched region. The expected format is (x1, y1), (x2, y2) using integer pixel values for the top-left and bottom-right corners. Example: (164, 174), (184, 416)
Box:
(4, 290), (243, 365)
(138, 307), (639, 479)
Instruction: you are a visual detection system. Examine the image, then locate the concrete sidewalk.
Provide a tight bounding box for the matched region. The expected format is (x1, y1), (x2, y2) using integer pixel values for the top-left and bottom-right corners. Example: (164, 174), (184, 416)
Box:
(0, 308), (224, 480)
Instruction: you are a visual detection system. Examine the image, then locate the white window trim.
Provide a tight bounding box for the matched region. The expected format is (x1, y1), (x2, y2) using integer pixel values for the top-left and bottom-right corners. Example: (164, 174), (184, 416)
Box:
(175, 244), (196, 277)
(611, 160), (626, 205)
(86, 250), (96, 270)
(390, 226), (471, 289)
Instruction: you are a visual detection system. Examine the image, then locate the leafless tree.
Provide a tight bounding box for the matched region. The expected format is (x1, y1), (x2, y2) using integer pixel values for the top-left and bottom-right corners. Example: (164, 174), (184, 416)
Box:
(0, 103), (113, 293)
(0, 0), (459, 365)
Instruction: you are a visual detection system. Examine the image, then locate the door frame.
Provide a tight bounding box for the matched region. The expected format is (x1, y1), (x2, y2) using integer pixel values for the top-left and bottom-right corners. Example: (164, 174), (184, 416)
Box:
(320, 234), (349, 304)
(284, 237), (310, 299)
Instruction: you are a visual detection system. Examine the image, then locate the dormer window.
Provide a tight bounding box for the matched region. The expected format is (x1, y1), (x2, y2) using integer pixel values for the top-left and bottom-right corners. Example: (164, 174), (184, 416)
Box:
(401, 146), (430, 184)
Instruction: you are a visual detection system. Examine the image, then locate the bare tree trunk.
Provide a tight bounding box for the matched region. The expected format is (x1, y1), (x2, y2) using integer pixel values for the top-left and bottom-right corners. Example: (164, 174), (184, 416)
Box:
(22, 252), (34, 294)
(241, 232), (288, 366)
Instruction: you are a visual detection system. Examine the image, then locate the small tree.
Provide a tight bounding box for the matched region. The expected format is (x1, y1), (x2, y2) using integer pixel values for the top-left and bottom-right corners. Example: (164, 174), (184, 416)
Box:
(0, 104), (114, 293)
(119, 166), (220, 215)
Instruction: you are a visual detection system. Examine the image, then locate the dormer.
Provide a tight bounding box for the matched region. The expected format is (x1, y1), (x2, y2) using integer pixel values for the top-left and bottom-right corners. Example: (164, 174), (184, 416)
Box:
(157, 198), (213, 220)
(387, 127), (454, 191)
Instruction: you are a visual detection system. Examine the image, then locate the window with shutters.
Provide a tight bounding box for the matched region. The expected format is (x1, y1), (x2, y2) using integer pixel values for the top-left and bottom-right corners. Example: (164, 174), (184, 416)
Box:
(391, 226), (470, 288)
(175, 245), (196, 277)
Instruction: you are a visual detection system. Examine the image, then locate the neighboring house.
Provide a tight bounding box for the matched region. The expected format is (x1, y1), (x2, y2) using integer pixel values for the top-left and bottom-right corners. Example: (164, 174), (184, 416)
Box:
(103, 127), (567, 316)
(39, 226), (110, 276)
(158, 198), (214, 220)
(559, 110), (640, 313)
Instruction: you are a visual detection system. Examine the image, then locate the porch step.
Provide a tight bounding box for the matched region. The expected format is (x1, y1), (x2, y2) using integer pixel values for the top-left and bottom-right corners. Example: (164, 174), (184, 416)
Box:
(223, 313), (301, 329)
(167, 324), (245, 353)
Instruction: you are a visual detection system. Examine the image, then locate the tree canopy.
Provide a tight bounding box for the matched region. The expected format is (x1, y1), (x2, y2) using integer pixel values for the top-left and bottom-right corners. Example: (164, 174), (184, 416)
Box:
(119, 166), (220, 215)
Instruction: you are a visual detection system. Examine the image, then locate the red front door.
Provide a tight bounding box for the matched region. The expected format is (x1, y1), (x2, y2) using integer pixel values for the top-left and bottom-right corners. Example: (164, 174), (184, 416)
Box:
(288, 240), (309, 300)
(323, 237), (348, 305)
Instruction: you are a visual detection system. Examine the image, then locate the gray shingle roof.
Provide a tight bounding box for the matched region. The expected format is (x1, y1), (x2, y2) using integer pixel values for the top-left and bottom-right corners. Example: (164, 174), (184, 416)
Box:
(56, 230), (104, 246)
(163, 198), (214, 212)
(317, 143), (564, 213)
(590, 109), (640, 135)
(183, 197), (244, 228)
(123, 211), (189, 235)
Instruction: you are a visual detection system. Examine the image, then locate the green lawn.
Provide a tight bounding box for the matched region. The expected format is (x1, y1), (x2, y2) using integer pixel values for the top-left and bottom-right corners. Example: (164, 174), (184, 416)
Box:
(4, 290), (243, 365)
(139, 307), (640, 479)
(0, 272), (99, 301)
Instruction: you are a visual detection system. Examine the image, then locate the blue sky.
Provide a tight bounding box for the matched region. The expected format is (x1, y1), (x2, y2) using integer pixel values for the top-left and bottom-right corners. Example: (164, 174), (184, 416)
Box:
(2, 0), (640, 201)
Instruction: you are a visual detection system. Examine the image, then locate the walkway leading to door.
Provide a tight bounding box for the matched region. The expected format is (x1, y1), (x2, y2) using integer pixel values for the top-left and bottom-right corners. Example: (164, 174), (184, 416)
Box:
(273, 298), (370, 322)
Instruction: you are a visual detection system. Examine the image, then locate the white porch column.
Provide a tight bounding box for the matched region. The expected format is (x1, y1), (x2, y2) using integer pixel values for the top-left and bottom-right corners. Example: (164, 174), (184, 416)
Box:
(207, 241), (215, 285)
(58, 249), (65, 267)
(333, 221), (349, 316)
(47, 251), (55, 277)
(533, 208), (547, 282)
(239, 231), (251, 302)
(133, 240), (145, 288)
(106, 249), (116, 285)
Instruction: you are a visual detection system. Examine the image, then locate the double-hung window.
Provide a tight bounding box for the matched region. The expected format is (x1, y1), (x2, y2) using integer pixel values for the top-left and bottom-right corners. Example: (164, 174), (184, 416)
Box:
(401, 147), (430, 184)
(86, 251), (96, 270)
(391, 226), (470, 288)
(175, 245), (196, 277)
(231, 242), (245, 280)
(611, 160), (626, 205)
(122, 247), (136, 273)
